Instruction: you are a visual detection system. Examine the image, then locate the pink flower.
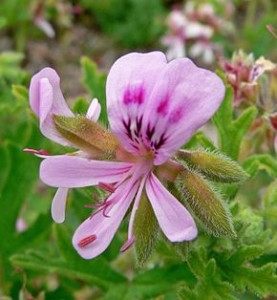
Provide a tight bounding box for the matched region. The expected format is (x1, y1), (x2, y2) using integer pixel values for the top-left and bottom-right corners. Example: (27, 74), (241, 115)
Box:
(29, 52), (225, 259)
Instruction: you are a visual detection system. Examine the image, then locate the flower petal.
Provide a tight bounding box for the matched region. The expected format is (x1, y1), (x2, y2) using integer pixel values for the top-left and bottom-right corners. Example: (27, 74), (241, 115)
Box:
(142, 57), (225, 164)
(30, 67), (73, 145)
(51, 187), (69, 223)
(106, 52), (225, 165)
(72, 178), (139, 259)
(145, 173), (197, 242)
(86, 98), (101, 122)
(40, 155), (133, 187)
(106, 52), (167, 154)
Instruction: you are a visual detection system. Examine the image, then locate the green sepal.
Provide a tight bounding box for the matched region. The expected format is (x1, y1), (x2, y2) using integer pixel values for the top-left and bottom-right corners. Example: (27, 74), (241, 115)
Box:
(54, 115), (118, 158)
(133, 193), (158, 266)
(172, 241), (191, 261)
(177, 150), (248, 183)
(175, 168), (236, 238)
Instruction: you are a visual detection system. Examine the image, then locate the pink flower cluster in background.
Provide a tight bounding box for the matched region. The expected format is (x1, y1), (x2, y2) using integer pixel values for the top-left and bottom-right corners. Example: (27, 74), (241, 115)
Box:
(162, 1), (233, 64)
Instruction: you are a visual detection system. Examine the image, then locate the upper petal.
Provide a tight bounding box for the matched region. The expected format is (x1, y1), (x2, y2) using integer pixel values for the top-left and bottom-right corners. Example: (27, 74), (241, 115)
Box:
(106, 52), (167, 154)
(29, 67), (73, 145)
(72, 178), (139, 259)
(142, 57), (225, 164)
(106, 52), (225, 165)
(145, 173), (197, 242)
(40, 155), (133, 187)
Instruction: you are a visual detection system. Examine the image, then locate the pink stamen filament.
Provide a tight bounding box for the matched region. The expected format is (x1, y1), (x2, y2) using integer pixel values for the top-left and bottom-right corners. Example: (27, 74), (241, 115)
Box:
(23, 148), (50, 156)
(78, 234), (97, 248)
(98, 182), (116, 193)
(120, 236), (136, 252)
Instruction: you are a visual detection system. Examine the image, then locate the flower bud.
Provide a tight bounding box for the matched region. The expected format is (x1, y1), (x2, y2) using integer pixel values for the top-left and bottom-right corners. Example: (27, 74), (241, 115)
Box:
(54, 115), (118, 158)
(175, 168), (236, 238)
(177, 150), (248, 183)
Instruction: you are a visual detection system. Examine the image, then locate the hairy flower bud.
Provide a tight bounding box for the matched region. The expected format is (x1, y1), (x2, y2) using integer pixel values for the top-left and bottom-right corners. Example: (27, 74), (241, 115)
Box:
(175, 168), (236, 238)
(133, 193), (158, 266)
(177, 150), (248, 183)
(54, 115), (118, 158)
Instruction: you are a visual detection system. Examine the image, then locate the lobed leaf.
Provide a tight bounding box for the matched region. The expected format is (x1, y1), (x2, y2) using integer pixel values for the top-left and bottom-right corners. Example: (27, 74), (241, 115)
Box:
(179, 250), (237, 300)
(218, 246), (277, 297)
(212, 87), (257, 160)
(242, 154), (277, 178)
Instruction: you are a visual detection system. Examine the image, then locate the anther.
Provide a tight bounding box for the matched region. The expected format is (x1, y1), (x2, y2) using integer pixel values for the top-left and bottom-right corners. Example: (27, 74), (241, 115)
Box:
(78, 234), (97, 248)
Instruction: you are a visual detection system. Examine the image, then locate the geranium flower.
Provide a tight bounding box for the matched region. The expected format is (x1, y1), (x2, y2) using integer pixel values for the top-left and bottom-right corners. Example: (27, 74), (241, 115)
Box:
(29, 52), (225, 259)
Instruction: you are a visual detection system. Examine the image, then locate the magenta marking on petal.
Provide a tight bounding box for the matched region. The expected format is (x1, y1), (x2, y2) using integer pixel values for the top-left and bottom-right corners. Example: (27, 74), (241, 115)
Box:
(78, 234), (97, 248)
(157, 98), (169, 116)
(120, 236), (136, 252)
(123, 85), (144, 105)
(169, 106), (184, 124)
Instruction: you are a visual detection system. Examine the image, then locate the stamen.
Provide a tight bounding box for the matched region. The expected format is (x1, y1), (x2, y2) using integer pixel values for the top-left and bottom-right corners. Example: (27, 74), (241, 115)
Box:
(23, 148), (50, 156)
(98, 182), (116, 193)
(78, 234), (97, 248)
(102, 202), (112, 218)
(120, 236), (136, 252)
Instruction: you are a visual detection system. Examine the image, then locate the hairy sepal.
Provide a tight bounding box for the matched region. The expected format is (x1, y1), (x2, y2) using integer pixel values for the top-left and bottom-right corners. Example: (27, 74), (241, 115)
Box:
(177, 149), (248, 183)
(176, 168), (236, 238)
(133, 193), (158, 266)
(54, 115), (118, 158)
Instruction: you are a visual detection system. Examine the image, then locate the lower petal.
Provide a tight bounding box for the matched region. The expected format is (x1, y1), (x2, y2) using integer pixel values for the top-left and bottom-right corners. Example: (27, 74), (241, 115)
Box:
(145, 173), (197, 242)
(51, 187), (69, 223)
(72, 178), (139, 259)
(40, 155), (133, 187)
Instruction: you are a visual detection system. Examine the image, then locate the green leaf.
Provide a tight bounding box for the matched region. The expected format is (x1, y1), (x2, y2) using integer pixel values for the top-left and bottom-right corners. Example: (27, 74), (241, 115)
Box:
(102, 264), (194, 300)
(179, 251), (236, 300)
(12, 84), (28, 104)
(0, 144), (45, 290)
(242, 154), (277, 178)
(11, 224), (127, 291)
(175, 169), (236, 238)
(81, 56), (107, 124)
(133, 193), (158, 266)
(213, 87), (257, 160)
(218, 246), (277, 297)
(0, 145), (11, 194)
(263, 180), (277, 219)
(177, 150), (248, 183)
(71, 97), (90, 115)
